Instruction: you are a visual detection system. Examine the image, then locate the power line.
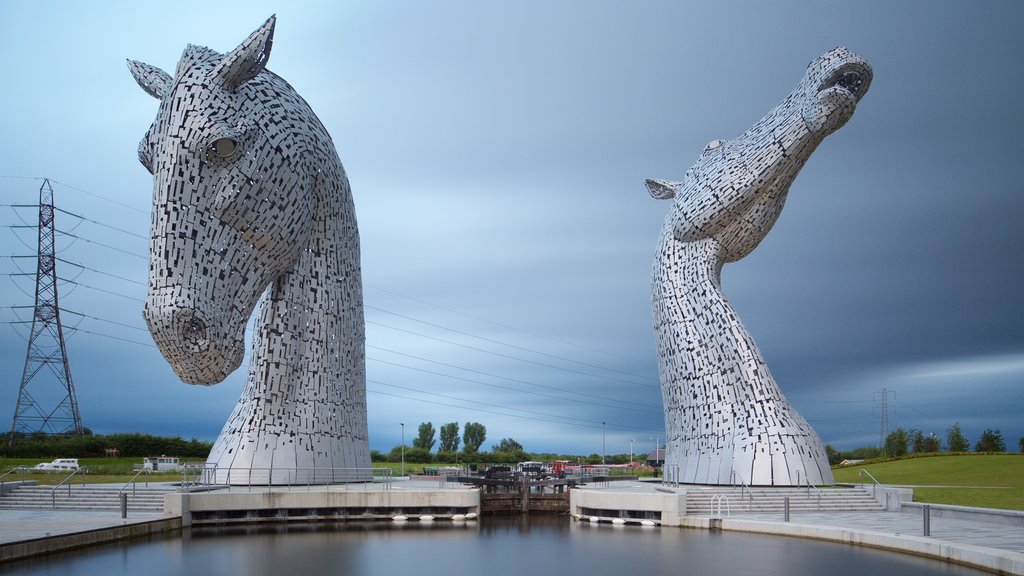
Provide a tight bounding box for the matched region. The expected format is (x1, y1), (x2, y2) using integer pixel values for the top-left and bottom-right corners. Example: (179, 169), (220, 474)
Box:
(368, 344), (660, 411)
(55, 230), (147, 260)
(369, 317), (655, 389)
(366, 303), (656, 385)
(370, 378), (634, 429)
(64, 326), (155, 348)
(52, 206), (148, 240)
(367, 385), (651, 433)
(49, 180), (149, 215)
(365, 282), (653, 366)
(55, 277), (143, 303)
(368, 354), (660, 415)
(56, 258), (146, 286)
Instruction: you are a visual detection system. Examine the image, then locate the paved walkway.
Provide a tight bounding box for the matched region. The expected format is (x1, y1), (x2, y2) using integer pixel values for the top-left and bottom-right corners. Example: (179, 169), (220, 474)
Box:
(0, 509), (167, 545)
(729, 510), (1024, 554)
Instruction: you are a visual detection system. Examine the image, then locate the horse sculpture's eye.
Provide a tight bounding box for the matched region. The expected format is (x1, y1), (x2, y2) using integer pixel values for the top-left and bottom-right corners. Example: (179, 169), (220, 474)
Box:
(208, 138), (238, 158)
(705, 139), (723, 152)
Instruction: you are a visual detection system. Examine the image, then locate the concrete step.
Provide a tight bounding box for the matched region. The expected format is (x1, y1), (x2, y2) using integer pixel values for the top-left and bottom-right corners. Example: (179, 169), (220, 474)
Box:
(683, 486), (883, 513)
(0, 486), (173, 511)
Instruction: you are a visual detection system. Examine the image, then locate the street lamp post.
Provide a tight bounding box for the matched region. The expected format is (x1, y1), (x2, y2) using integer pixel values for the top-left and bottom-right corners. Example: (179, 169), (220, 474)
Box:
(630, 438), (635, 467)
(602, 421), (606, 465)
(400, 423), (405, 478)
(650, 434), (661, 476)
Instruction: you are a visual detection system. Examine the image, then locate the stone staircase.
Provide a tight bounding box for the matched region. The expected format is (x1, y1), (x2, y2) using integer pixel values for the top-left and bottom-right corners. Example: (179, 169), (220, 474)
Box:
(684, 485), (883, 515)
(0, 484), (173, 512)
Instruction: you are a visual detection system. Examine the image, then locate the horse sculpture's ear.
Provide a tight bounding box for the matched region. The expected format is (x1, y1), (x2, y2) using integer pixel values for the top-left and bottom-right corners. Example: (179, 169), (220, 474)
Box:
(646, 178), (682, 200)
(127, 60), (172, 100)
(213, 15), (276, 91)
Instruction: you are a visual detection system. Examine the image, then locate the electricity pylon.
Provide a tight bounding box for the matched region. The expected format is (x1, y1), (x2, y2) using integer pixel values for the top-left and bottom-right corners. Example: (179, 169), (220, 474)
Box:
(9, 179), (83, 439)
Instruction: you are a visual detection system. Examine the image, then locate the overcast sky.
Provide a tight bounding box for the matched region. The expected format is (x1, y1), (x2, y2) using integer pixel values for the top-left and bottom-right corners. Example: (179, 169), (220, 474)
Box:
(1, 1), (1021, 457)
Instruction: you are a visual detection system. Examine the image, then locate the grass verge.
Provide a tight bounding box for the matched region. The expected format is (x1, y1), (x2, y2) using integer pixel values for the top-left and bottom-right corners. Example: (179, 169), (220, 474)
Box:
(832, 454), (1023, 511)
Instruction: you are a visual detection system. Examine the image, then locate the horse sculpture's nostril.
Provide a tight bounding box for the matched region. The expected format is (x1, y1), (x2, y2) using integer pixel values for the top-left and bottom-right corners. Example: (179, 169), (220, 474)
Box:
(180, 315), (209, 351)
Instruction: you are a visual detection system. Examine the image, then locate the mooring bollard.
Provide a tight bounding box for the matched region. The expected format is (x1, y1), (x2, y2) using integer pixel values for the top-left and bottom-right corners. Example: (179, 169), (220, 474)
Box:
(923, 504), (930, 536)
(120, 492), (128, 519)
(784, 497), (790, 522)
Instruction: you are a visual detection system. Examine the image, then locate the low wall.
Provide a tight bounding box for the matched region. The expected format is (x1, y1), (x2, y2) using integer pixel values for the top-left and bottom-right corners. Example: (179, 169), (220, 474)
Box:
(0, 480), (37, 496)
(678, 516), (1024, 576)
(902, 502), (1024, 527)
(168, 490), (481, 526)
(860, 485), (913, 511)
(569, 488), (687, 526)
(0, 517), (181, 562)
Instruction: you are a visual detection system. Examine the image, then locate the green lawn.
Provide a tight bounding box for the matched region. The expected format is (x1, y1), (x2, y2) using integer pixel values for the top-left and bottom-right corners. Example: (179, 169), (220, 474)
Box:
(832, 454), (1024, 511)
(0, 457), (200, 485)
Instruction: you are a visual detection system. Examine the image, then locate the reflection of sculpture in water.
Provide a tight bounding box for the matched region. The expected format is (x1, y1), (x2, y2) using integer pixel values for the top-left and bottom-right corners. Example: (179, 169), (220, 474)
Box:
(129, 16), (369, 484)
(648, 47), (872, 485)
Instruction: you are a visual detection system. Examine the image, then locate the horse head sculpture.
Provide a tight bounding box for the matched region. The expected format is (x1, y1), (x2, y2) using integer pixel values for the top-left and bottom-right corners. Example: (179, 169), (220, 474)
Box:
(648, 47), (872, 485)
(130, 16), (369, 483)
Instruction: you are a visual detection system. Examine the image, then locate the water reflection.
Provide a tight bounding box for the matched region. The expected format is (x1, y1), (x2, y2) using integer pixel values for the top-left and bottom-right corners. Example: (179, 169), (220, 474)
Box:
(1, 516), (990, 576)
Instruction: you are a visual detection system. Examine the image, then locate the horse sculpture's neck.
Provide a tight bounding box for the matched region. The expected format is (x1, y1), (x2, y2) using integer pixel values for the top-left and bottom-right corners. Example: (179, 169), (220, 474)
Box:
(208, 135), (369, 479)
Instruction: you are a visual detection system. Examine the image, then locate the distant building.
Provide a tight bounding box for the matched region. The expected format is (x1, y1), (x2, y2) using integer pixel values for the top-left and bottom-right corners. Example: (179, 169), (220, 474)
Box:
(647, 448), (665, 468)
(839, 459), (864, 467)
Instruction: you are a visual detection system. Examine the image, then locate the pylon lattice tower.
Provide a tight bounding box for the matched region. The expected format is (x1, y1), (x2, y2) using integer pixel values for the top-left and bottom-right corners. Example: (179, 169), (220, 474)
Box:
(10, 179), (83, 438)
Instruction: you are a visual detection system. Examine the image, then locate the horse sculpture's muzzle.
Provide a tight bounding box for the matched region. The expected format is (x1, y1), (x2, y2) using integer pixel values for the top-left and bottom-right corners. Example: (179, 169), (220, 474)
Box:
(143, 300), (245, 385)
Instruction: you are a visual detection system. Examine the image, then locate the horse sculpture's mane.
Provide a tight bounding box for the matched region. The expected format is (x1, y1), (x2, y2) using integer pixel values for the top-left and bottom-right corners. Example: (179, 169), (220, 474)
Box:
(131, 16), (369, 484)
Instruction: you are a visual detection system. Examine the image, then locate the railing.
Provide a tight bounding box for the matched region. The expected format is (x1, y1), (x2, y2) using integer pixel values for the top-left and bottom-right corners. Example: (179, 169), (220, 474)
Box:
(50, 468), (87, 509)
(184, 466), (394, 492)
(794, 467), (827, 506)
(731, 471), (754, 511)
(805, 480), (822, 510)
(662, 464), (680, 487)
(0, 465), (29, 483)
(711, 494), (730, 518)
(118, 468), (150, 497)
(858, 468), (882, 497)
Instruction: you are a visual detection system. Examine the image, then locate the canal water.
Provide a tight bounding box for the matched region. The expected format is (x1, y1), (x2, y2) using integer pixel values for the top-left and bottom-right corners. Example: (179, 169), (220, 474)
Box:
(1, 516), (991, 575)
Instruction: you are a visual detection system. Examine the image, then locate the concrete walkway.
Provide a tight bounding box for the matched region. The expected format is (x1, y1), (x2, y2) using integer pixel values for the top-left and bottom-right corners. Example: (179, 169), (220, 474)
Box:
(0, 509), (168, 546)
(729, 510), (1024, 554)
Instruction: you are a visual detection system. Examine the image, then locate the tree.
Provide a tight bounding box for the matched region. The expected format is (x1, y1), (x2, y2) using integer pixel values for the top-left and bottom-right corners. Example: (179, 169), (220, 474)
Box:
(975, 428), (1005, 452)
(1019, 436), (1024, 454)
(910, 429), (942, 453)
(883, 428), (909, 458)
(825, 444), (842, 465)
(439, 422), (460, 452)
(462, 422), (486, 453)
(947, 422), (969, 453)
(492, 437), (523, 453)
(390, 445), (432, 463)
(843, 445), (882, 460)
(413, 422), (436, 451)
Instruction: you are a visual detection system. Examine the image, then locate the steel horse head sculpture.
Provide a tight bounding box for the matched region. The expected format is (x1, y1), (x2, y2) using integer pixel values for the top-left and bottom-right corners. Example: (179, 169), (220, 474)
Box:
(648, 47), (872, 485)
(130, 16), (369, 484)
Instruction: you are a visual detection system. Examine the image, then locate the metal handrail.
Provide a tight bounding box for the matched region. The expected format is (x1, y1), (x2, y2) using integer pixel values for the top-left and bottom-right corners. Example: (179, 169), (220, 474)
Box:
(118, 468), (150, 497)
(50, 467), (86, 509)
(858, 469), (882, 497)
(197, 466), (393, 491)
(711, 494), (731, 518)
(731, 471), (754, 511)
(805, 479), (822, 510)
(0, 465), (29, 482)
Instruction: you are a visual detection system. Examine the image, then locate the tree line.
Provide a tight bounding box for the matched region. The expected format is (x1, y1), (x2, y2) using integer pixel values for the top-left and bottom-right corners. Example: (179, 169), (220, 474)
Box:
(2, 431), (212, 458)
(371, 421), (647, 464)
(827, 423), (1023, 464)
